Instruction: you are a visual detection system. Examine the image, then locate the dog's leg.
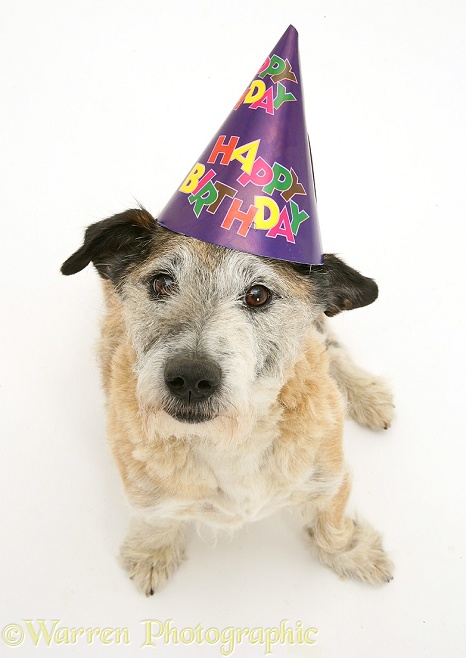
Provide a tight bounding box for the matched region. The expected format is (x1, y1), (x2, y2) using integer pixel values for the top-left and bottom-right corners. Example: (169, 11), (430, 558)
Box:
(323, 324), (394, 430)
(302, 474), (393, 585)
(119, 516), (186, 596)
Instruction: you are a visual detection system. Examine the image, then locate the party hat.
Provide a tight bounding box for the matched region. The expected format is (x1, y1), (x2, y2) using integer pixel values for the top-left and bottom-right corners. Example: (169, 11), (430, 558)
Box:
(158, 25), (323, 265)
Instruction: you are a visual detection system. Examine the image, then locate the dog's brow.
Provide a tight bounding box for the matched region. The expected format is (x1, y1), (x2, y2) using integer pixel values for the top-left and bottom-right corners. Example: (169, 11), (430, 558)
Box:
(144, 252), (185, 275)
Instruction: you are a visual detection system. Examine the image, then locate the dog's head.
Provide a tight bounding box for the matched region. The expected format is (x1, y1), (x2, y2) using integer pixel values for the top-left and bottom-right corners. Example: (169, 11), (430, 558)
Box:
(62, 208), (377, 439)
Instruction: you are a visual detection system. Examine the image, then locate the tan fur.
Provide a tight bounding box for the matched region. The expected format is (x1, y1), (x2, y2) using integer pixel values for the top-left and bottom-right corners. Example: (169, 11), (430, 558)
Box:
(60, 206), (394, 594)
(328, 343), (394, 430)
(98, 281), (393, 594)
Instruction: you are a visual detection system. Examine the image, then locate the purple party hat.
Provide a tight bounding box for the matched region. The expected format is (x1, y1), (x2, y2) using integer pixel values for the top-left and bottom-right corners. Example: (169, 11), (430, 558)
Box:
(157, 25), (323, 265)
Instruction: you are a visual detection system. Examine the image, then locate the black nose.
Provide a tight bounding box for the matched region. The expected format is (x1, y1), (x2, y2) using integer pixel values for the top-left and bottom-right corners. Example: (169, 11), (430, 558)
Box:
(164, 357), (222, 402)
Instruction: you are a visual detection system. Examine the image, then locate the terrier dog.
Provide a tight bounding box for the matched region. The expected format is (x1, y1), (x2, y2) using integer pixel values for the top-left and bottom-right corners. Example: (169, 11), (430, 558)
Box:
(61, 207), (394, 595)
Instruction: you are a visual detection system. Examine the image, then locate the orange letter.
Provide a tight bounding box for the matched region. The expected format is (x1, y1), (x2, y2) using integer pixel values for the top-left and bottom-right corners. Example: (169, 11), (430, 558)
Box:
(208, 135), (240, 166)
(221, 198), (257, 237)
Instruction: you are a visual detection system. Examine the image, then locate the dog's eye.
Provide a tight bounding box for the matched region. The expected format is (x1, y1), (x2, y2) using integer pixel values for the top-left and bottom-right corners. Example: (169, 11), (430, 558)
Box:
(152, 273), (176, 296)
(244, 285), (271, 308)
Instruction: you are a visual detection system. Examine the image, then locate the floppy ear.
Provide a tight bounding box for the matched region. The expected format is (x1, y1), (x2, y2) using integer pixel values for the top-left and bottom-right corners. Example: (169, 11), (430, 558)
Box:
(309, 254), (378, 316)
(61, 208), (156, 282)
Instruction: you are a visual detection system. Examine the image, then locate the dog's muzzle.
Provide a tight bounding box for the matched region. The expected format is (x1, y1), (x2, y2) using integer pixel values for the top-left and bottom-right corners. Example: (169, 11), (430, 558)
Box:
(163, 356), (222, 423)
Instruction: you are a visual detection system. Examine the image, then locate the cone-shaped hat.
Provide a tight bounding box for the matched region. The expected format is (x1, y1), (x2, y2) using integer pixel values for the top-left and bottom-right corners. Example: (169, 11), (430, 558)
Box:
(158, 25), (323, 265)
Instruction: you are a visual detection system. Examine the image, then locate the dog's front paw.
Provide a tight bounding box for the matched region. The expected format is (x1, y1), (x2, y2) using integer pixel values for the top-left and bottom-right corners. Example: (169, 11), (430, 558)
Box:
(308, 518), (394, 586)
(348, 376), (395, 431)
(120, 541), (186, 596)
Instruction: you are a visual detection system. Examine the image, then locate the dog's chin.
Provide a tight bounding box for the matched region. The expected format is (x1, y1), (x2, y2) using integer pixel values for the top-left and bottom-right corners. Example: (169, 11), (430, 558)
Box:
(145, 401), (259, 444)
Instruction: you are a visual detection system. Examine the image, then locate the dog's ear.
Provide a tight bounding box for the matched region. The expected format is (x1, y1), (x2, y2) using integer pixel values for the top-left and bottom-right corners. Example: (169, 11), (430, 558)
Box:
(307, 254), (378, 316)
(61, 208), (156, 282)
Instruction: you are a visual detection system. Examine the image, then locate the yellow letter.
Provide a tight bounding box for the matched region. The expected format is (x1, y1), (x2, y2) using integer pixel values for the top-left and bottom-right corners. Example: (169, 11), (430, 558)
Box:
(54, 627), (70, 644)
(100, 628), (114, 644)
(141, 620), (164, 647)
(304, 627), (318, 645)
(254, 196), (279, 230)
(115, 628), (130, 644)
(231, 140), (260, 174)
(24, 620), (59, 647)
(244, 80), (266, 104)
(179, 163), (206, 193)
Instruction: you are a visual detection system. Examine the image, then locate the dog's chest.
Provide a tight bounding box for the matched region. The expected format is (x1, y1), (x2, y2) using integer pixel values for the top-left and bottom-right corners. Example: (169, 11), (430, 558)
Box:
(190, 441), (279, 525)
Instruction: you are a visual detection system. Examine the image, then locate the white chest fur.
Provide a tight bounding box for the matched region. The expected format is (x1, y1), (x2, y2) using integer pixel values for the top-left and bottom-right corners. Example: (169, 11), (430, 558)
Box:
(190, 436), (281, 526)
(141, 419), (341, 530)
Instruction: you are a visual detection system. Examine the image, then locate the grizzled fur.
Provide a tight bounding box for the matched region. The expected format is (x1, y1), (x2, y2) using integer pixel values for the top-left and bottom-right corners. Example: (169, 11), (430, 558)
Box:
(62, 208), (394, 595)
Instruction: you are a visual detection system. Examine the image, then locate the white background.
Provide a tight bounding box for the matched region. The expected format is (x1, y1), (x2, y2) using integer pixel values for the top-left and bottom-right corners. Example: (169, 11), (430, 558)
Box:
(1, 1), (465, 656)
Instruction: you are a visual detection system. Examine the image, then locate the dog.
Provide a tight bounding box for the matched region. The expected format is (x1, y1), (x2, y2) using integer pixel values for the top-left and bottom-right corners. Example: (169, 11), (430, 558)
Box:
(61, 207), (394, 595)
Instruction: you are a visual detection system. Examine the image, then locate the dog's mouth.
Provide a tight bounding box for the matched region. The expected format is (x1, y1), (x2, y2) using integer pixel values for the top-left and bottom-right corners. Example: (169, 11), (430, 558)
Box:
(163, 401), (218, 424)
(168, 409), (216, 424)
